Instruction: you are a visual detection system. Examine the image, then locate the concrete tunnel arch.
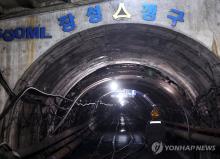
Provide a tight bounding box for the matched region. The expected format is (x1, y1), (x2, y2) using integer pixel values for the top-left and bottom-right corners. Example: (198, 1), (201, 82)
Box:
(2, 23), (220, 151)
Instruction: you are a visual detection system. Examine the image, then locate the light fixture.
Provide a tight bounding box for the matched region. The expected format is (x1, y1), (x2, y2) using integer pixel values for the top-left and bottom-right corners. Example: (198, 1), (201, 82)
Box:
(118, 93), (125, 106)
(119, 99), (125, 107)
(109, 81), (119, 91)
(120, 128), (126, 133)
(150, 121), (161, 124)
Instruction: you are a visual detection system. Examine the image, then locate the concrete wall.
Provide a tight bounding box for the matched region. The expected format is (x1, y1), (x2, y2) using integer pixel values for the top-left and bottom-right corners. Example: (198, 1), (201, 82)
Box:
(0, 0), (220, 112)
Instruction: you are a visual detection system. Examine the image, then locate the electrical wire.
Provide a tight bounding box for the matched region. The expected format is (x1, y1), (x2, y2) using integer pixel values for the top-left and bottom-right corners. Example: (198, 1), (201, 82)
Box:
(0, 87), (73, 120)
(0, 86), (113, 125)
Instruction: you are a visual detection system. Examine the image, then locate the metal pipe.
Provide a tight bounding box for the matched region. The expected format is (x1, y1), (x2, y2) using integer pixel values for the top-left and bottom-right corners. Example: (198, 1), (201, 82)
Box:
(165, 122), (220, 136)
(40, 123), (96, 159)
(166, 127), (220, 146)
(17, 123), (87, 158)
(17, 116), (107, 158)
(47, 138), (82, 159)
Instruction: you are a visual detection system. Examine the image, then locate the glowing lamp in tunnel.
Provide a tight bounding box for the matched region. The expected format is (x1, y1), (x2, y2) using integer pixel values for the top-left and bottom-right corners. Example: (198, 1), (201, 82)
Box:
(120, 100), (125, 107)
(117, 93), (128, 107)
(118, 96), (125, 106)
(120, 117), (125, 125)
(109, 81), (119, 91)
(150, 121), (161, 124)
(151, 107), (160, 120)
(120, 128), (126, 133)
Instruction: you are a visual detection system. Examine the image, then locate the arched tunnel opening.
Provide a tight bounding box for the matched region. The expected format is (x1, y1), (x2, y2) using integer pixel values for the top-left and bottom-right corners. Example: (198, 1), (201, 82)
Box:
(55, 63), (192, 159)
(0, 23), (220, 159)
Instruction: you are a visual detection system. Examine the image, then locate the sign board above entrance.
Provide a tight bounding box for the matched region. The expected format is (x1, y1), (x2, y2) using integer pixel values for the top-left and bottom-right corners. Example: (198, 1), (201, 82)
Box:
(0, 26), (52, 42)
(0, 2), (185, 42)
(57, 3), (185, 33)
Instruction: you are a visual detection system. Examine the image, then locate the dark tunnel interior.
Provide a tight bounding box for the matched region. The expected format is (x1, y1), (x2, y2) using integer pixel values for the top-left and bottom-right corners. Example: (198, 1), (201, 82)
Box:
(56, 63), (189, 131)
(57, 64), (192, 159)
(1, 24), (220, 159)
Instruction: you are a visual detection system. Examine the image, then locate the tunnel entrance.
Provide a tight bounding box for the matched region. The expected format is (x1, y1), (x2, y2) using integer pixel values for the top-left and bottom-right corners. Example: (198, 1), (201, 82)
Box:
(56, 63), (190, 159)
(1, 23), (220, 159)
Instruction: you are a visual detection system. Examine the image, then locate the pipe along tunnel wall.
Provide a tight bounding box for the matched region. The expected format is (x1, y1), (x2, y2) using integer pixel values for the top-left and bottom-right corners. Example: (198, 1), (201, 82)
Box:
(0, 23), (220, 158)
